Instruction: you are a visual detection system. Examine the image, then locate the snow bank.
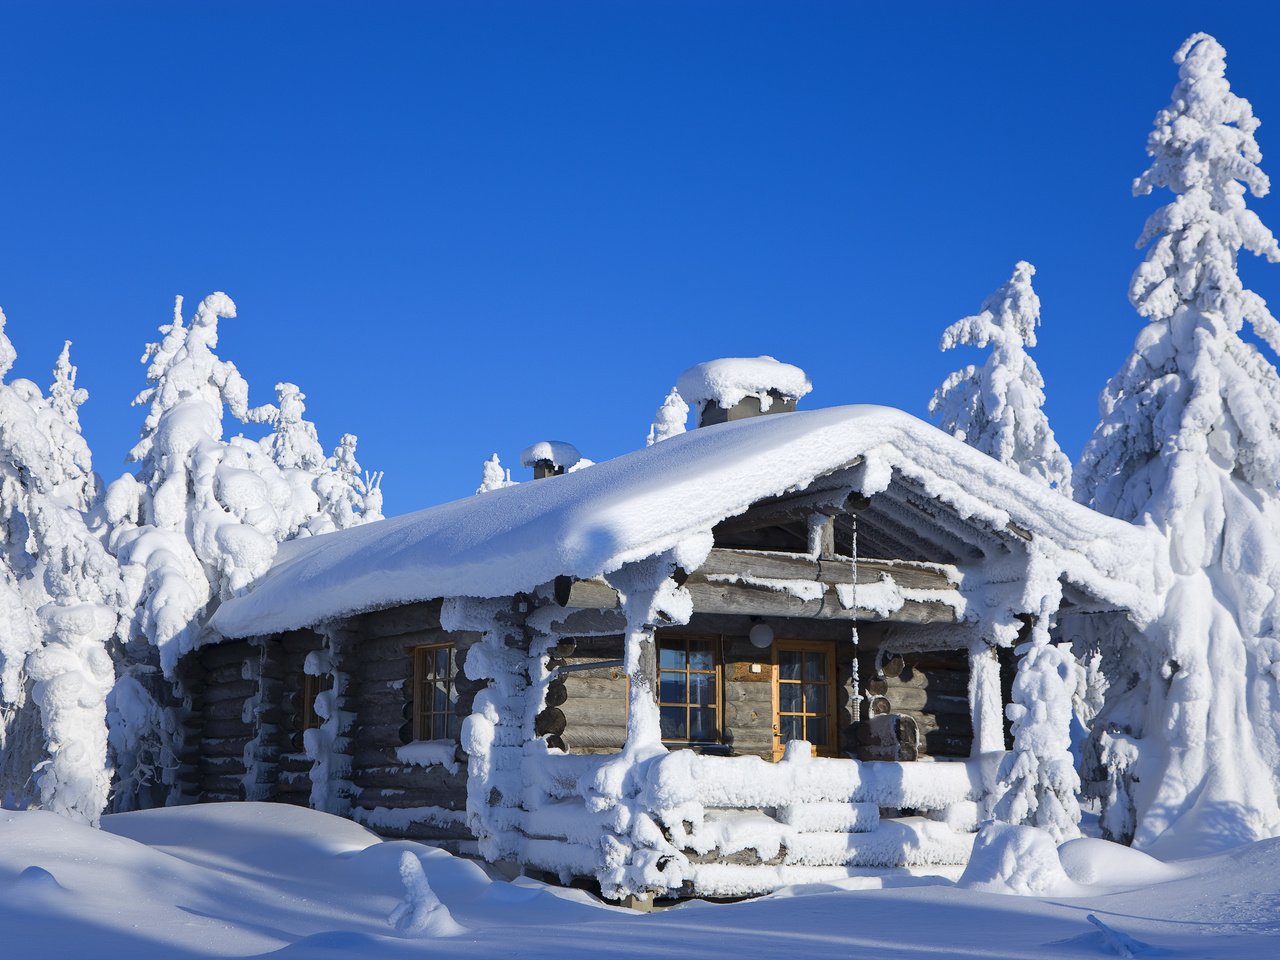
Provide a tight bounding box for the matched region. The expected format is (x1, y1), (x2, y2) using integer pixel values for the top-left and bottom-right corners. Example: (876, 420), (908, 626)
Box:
(214, 405), (1161, 639)
(957, 822), (1086, 896)
(2, 801), (1278, 957)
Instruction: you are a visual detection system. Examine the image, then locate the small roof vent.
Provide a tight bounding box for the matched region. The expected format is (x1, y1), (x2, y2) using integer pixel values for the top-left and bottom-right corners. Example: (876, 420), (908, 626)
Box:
(520, 440), (585, 479)
(675, 356), (812, 428)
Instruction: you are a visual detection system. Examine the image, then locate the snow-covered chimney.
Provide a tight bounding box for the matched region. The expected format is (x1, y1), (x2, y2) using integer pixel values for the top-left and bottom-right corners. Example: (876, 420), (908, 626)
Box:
(520, 440), (585, 479)
(676, 356), (812, 428)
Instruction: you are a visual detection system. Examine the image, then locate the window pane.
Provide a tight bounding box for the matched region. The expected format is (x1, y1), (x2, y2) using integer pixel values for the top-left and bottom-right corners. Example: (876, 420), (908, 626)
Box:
(807, 719), (828, 747)
(688, 640), (714, 671)
(660, 706), (687, 740)
(688, 672), (714, 706)
(779, 651), (802, 680)
(435, 647), (450, 677)
(805, 652), (826, 680)
(659, 644), (687, 669)
(780, 682), (801, 713)
(660, 671), (685, 704)
(804, 683), (827, 716)
(690, 707), (716, 742)
(779, 715), (802, 743)
(447, 714), (460, 740)
(434, 680), (449, 707)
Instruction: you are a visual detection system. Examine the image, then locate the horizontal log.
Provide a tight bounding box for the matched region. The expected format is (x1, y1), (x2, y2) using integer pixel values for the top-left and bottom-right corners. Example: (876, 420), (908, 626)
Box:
(201, 719), (254, 742)
(353, 766), (466, 794)
(353, 601), (444, 638)
(204, 698), (253, 722)
(867, 688), (970, 715)
(562, 725), (628, 750)
(865, 672), (968, 696)
(202, 679), (257, 705)
(354, 785), (466, 810)
(684, 578), (957, 625)
(201, 736), (253, 759)
(204, 662), (250, 686)
(351, 722), (409, 749)
(355, 700), (414, 727)
(561, 699), (628, 728)
(199, 641), (257, 669)
(563, 676), (628, 697)
(698, 548), (958, 591)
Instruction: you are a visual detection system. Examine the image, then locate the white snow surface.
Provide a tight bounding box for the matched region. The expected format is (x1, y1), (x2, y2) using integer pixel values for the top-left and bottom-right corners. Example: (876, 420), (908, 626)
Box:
(676, 356), (813, 412)
(1, 801), (1278, 959)
(213, 404), (1162, 639)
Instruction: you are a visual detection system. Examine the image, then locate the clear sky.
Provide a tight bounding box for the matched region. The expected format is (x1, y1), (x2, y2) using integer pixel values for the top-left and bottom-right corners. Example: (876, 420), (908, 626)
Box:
(2, 1), (1279, 516)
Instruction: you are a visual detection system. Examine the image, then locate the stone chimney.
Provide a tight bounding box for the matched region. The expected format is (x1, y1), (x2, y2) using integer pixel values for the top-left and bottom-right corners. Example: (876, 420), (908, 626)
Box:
(675, 356), (812, 428)
(520, 440), (586, 479)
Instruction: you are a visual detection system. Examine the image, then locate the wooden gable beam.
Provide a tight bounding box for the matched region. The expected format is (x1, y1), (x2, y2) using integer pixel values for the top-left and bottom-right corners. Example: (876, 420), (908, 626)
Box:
(554, 547), (961, 625)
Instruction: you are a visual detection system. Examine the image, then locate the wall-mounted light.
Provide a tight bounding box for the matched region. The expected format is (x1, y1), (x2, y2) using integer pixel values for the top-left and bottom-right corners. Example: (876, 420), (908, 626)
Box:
(749, 621), (774, 649)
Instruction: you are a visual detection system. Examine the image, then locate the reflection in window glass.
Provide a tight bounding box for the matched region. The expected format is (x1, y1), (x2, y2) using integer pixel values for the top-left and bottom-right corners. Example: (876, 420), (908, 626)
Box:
(657, 636), (721, 745)
(776, 643), (835, 756)
(414, 644), (458, 741)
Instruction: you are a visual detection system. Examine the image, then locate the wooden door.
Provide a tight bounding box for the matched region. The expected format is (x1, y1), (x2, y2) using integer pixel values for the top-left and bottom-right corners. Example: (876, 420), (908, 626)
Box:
(772, 641), (837, 760)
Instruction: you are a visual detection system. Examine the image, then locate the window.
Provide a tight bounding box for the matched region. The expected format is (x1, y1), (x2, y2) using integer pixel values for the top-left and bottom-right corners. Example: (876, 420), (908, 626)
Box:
(413, 644), (459, 741)
(773, 641), (837, 759)
(658, 636), (721, 745)
(301, 673), (333, 731)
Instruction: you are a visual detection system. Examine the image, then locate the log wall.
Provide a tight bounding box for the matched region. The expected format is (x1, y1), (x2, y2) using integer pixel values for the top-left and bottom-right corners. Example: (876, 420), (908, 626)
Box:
(339, 600), (479, 850)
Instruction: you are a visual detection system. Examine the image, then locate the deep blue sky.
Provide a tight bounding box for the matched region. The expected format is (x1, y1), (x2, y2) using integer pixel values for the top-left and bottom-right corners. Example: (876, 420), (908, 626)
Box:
(2, 1), (1279, 515)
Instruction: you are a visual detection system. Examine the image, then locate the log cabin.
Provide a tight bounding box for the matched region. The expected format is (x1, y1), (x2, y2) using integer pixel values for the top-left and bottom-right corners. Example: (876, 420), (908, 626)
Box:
(190, 362), (1162, 902)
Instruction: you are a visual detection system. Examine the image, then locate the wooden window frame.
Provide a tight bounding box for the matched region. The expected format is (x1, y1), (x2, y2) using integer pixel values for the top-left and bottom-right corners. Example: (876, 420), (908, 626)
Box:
(657, 634), (723, 747)
(771, 640), (838, 760)
(301, 672), (332, 732)
(412, 643), (458, 742)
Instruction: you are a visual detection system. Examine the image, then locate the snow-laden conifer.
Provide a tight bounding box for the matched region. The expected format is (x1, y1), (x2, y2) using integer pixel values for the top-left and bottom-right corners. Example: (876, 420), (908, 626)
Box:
(476, 453), (516, 494)
(1078, 34), (1280, 854)
(646, 388), (688, 446)
(930, 262), (1073, 496)
(313, 433), (383, 531)
(0, 314), (124, 824)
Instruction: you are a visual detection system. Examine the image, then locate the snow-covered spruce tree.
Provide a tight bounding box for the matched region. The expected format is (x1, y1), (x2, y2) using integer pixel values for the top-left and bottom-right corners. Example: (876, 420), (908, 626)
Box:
(0, 312), (124, 824)
(105, 295), (386, 807)
(257, 381), (387, 536)
(476, 453), (515, 494)
(930, 262), (1073, 496)
(105, 293), (289, 807)
(646, 388), (688, 446)
(313, 433), (383, 532)
(993, 576), (1083, 843)
(1078, 34), (1280, 854)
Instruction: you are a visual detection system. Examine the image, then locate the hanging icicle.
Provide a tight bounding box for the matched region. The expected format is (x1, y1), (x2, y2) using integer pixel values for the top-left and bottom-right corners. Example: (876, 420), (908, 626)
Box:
(849, 509), (862, 717)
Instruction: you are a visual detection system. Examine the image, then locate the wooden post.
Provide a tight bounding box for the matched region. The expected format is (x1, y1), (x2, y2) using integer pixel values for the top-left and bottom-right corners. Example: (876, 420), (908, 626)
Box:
(969, 642), (1005, 755)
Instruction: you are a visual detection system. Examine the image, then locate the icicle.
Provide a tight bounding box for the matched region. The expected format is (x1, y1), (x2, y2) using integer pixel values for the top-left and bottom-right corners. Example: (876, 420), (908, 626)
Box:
(849, 511), (862, 717)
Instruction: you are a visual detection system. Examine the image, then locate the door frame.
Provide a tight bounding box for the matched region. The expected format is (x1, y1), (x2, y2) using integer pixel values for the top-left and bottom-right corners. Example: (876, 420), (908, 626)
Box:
(770, 639), (838, 761)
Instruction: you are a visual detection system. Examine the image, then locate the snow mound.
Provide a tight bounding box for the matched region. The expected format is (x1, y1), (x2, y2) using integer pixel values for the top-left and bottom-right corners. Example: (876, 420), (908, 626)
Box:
(676, 356), (812, 413)
(387, 850), (466, 936)
(957, 822), (1085, 896)
(1057, 837), (1185, 889)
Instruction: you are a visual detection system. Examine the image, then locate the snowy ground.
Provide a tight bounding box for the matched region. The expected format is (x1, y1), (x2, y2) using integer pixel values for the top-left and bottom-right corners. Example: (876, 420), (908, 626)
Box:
(2, 804), (1278, 959)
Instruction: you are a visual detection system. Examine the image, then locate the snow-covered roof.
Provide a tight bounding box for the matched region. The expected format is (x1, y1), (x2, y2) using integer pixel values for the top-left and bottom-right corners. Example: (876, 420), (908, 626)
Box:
(676, 356), (812, 412)
(211, 405), (1164, 639)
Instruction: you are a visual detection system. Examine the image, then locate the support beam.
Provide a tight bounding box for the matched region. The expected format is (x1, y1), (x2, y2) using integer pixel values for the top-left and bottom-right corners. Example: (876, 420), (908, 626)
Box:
(554, 549), (962, 625)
